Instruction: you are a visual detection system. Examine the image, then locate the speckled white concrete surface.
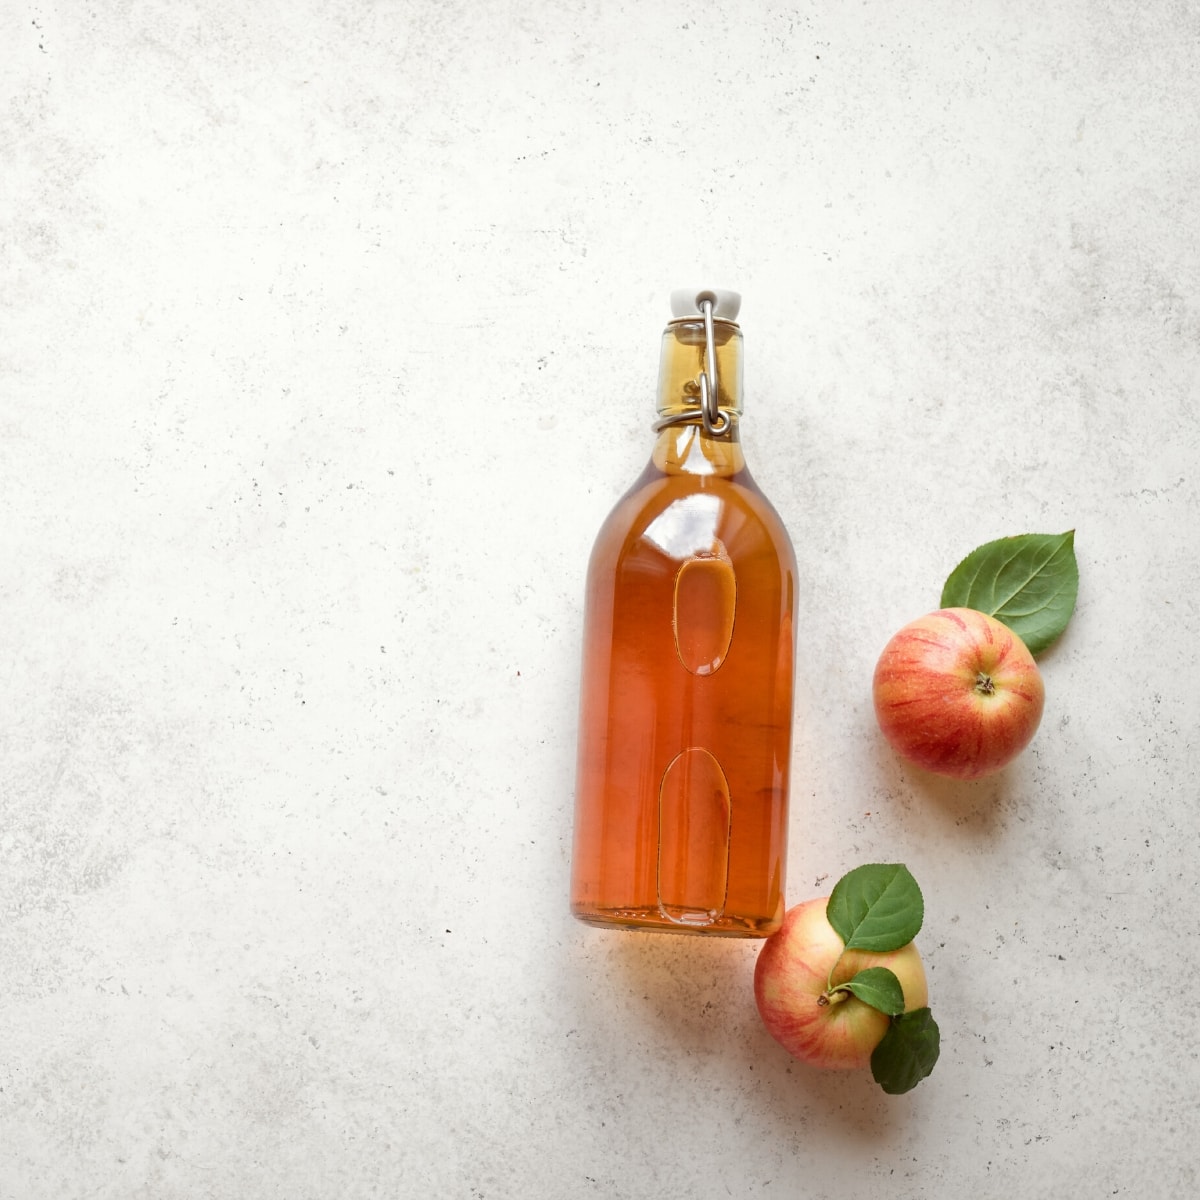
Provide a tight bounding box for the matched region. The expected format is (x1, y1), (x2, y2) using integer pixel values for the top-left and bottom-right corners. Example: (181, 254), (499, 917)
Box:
(3, 2), (1199, 1197)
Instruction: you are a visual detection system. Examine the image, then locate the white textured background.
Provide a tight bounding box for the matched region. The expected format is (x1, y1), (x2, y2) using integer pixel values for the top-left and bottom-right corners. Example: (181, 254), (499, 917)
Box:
(3, 2), (1199, 1197)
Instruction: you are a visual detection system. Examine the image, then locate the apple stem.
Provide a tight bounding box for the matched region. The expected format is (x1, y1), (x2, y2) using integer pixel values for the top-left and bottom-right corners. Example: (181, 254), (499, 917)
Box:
(825, 949), (848, 998)
(819, 988), (850, 1008)
(974, 671), (995, 696)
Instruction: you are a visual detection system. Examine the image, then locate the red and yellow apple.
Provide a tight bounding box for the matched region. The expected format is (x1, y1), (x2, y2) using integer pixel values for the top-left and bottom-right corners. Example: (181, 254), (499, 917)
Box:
(872, 607), (1045, 780)
(754, 897), (928, 1070)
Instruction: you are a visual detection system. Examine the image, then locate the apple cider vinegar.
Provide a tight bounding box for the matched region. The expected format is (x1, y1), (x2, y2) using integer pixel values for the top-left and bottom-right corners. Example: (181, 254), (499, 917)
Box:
(570, 291), (797, 936)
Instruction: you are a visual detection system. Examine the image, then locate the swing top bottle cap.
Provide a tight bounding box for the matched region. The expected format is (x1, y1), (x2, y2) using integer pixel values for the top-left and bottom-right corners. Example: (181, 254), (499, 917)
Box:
(669, 288), (741, 322)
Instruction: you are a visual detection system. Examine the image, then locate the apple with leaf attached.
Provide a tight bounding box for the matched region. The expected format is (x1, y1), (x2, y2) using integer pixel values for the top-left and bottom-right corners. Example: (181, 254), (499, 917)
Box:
(756, 537), (1081, 1091)
(755, 863), (939, 1094)
(873, 531), (1079, 780)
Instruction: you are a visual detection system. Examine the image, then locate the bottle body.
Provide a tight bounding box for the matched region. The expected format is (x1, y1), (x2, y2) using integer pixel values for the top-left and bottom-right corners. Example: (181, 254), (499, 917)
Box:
(570, 312), (796, 937)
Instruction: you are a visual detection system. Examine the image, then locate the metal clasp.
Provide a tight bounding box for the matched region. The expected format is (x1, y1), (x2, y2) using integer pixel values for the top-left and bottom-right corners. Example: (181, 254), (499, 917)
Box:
(654, 297), (732, 435)
(697, 298), (730, 436)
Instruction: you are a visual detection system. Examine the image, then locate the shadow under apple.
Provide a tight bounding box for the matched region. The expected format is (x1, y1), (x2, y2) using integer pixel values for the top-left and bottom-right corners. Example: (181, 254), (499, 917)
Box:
(870, 723), (1034, 839)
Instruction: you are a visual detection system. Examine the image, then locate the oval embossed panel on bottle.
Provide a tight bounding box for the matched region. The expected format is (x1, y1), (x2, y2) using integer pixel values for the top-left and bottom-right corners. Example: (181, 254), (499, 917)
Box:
(673, 545), (737, 676)
(657, 747), (731, 925)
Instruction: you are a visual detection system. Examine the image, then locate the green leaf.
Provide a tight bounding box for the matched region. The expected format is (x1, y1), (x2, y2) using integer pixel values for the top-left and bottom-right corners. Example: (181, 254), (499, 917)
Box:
(826, 864), (924, 953)
(940, 530), (1079, 656)
(837, 967), (906, 1016)
(870, 1008), (941, 1095)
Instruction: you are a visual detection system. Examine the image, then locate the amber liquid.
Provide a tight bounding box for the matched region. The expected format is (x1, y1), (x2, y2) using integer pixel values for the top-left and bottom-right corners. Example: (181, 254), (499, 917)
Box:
(570, 416), (797, 937)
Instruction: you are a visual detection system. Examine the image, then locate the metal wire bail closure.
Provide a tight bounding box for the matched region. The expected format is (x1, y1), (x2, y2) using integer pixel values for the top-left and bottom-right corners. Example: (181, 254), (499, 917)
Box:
(697, 298), (730, 436)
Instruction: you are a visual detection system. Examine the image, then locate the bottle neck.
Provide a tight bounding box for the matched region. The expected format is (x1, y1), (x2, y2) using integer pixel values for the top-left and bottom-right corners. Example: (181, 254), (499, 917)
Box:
(651, 318), (746, 477)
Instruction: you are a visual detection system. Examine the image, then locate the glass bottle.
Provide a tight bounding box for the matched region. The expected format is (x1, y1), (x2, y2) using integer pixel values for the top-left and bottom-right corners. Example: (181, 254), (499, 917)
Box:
(570, 289), (797, 937)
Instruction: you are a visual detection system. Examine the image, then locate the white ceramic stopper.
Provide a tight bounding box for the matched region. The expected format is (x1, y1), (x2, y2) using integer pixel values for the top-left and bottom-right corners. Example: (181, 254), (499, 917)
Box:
(669, 288), (742, 322)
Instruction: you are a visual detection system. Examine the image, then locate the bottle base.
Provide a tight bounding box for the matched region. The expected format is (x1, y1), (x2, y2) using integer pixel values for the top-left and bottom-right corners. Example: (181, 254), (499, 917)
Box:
(571, 904), (778, 938)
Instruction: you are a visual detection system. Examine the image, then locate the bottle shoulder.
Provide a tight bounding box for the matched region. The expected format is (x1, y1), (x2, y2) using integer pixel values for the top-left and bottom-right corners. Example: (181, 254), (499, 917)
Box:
(589, 460), (796, 572)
